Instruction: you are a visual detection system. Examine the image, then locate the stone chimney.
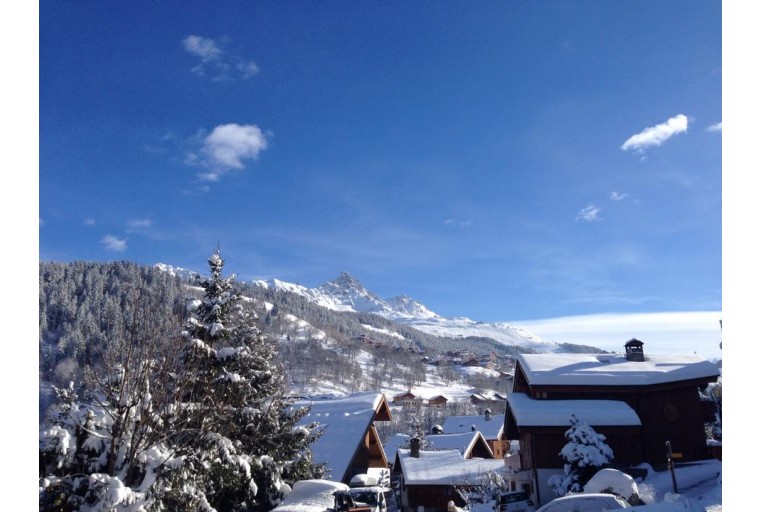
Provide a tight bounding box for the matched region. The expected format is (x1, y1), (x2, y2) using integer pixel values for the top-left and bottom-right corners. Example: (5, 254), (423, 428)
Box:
(485, 409), (492, 421)
(410, 436), (420, 458)
(624, 338), (645, 362)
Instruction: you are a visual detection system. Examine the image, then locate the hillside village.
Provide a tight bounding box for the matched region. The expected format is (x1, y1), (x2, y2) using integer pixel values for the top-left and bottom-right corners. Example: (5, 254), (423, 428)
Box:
(38, 258), (723, 511)
(288, 339), (721, 511)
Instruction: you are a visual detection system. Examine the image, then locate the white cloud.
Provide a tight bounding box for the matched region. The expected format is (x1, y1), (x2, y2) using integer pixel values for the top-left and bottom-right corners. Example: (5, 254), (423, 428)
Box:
(510, 311), (723, 361)
(610, 192), (628, 201)
(621, 114), (689, 152)
(706, 122), (722, 132)
(182, 35), (259, 81)
(127, 218), (152, 230)
(83, 218), (95, 226)
(576, 205), (601, 222)
(101, 235), (127, 252)
(199, 123), (268, 180)
(444, 218), (472, 228)
(237, 61), (260, 79)
(183, 35), (223, 62)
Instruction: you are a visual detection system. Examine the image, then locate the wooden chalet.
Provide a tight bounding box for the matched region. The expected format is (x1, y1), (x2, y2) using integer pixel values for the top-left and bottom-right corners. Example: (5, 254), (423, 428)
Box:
(426, 395), (448, 407)
(295, 392), (393, 484)
(393, 442), (505, 512)
(502, 340), (720, 506)
(393, 391), (422, 407)
(383, 430), (494, 464)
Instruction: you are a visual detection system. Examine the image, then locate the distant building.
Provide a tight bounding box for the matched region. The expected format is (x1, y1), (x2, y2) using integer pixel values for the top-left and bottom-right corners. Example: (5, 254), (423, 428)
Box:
(392, 392), (422, 407)
(426, 395), (448, 407)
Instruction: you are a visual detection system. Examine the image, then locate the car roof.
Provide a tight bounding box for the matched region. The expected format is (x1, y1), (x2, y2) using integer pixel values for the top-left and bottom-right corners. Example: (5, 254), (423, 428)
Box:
(537, 493), (628, 511)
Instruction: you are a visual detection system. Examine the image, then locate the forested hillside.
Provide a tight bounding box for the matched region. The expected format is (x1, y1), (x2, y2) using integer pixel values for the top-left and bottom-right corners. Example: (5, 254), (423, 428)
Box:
(40, 260), (529, 412)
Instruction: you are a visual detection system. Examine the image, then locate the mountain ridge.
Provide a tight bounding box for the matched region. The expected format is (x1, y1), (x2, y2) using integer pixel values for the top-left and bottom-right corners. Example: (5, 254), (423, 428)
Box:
(251, 270), (559, 352)
(155, 263), (599, 355)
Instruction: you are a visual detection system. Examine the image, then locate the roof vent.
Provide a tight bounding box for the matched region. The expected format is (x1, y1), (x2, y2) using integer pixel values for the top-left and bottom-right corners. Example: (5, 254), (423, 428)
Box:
(625, 338), (645, 362)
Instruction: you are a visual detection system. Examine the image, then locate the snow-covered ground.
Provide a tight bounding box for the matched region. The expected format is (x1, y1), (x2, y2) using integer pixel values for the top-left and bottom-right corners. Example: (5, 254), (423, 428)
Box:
(468, 460), (722, 512)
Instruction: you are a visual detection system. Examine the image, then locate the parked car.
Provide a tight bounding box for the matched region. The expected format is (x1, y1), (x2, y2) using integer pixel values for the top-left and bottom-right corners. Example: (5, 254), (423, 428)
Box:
(347, 473), (397, 512)
(535, 493), (631, 512)
(495, 491), (536, 512)
(347, 487), (391, 512)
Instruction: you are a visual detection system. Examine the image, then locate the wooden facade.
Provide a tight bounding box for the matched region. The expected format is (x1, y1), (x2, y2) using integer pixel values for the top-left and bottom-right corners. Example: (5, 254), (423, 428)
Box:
(426, 395), (448, 407)
(401, 485), (466, 512)
(511, 366), (715, 465)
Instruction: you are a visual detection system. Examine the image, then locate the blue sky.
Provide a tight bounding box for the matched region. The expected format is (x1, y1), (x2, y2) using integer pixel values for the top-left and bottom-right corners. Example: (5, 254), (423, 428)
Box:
(36, 1), (724, 352)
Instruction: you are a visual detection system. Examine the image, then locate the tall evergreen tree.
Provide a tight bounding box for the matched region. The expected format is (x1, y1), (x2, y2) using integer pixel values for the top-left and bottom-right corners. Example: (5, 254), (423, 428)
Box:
(154, 249), (325, 511)
(39, 252), (325, 512)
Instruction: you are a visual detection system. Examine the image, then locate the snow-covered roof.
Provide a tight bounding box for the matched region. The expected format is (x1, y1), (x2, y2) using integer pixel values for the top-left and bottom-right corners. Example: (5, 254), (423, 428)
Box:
(396, 449), (506, 485)
(272, 479), (349, 512)
(507, 393), (641, 427)
(427, 431), (492, 457)
(382, 433), (410, 463)
(441, 414), (504, 439)
(516, 352), (719, 387)
(295, 393), (388, 481)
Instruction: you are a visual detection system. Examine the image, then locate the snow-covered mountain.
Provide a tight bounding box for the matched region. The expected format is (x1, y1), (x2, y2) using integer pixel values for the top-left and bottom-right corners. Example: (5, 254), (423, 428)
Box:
(252, 271), (558, 353)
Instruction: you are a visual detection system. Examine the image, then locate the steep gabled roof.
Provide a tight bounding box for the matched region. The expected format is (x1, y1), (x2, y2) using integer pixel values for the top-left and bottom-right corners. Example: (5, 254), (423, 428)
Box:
(441, 414), (504, 440)
(295, 393), (391, 481)
(427, 431), (493, 458)
(384, 431), (493, 461)
(506, 392), (641, 428)
(395, 449), (505, 485)
(516, 352), (719, 387)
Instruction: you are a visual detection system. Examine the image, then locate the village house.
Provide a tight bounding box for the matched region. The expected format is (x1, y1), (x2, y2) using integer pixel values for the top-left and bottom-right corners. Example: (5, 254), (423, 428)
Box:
(469, 393), (508, 409)
(392, 391), (422, 407)
(425, 395), (448, 407)
(502, 340), (720, 506)
(383, 430), (494, 465)
(393, 440), (506, 512)
(295, 392), (393, 484)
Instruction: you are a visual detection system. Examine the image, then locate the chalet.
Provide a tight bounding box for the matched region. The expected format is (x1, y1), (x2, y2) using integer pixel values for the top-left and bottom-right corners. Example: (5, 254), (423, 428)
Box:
(469, 393), (508, 408)
(503, 340), (720, 506)
(392, 391), (422, 407)
(393, 443), (506, 512)
(442, 410), (508, 458)
(426, 395), (448, 407)
(384, 431), (494, 464)
(503, 394), (642, 505)
(295, 392), (392, 484)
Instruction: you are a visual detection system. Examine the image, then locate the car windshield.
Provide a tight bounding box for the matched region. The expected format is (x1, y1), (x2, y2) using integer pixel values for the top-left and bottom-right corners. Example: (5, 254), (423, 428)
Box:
(500, 493), (529, 504)
(349, 491), (378, 506)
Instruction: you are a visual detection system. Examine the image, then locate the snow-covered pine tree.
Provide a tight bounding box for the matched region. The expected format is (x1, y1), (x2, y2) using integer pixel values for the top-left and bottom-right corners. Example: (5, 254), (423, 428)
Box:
(547, 414), (614, 497)
(154, 248), (325, 511)
(39, 252), (325, 512)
